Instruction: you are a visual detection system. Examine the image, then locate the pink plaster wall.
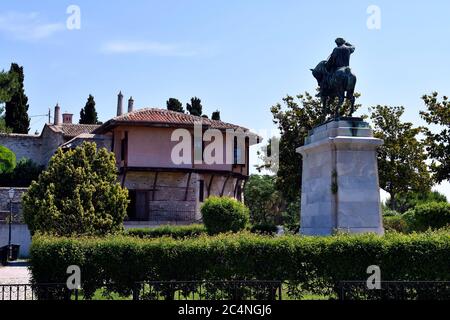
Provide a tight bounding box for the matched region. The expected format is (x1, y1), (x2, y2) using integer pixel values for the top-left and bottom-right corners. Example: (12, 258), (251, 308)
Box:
(112, 126), (249, 173)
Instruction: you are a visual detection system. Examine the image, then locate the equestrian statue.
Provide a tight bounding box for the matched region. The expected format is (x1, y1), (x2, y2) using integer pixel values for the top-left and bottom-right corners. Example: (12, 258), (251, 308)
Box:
(311, 38), (357, 119)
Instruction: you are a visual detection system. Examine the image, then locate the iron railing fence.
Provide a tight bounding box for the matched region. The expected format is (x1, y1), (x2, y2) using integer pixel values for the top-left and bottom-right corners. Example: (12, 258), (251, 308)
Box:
(134, 280), (284, 301)
(338, 281), (450, 300)
(0, 283), (79, 301)
(2, 281), (450, 301)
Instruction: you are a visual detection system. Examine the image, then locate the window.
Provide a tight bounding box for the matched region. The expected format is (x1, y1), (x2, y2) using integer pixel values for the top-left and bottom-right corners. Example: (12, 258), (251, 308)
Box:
(120, 131), (128, 163)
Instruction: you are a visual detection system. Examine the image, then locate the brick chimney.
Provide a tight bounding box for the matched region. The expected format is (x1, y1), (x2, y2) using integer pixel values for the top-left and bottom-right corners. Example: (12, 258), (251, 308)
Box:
(117, 91), (123, 116)
(54, 103), (61, 125)
(128, 96), (134, 113)
(62, 112), (73, 124)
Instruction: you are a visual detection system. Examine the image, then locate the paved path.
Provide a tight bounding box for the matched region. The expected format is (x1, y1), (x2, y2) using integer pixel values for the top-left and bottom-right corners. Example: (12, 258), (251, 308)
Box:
(0, 261), (32, 300)
(0, 261), (31, 284)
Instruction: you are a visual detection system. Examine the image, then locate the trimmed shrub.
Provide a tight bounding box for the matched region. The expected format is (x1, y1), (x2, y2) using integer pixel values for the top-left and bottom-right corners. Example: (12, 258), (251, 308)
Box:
(126, 224), (206, 239)
(383, 215), (408, 233)
(250, 223), (278, 235)
(201, 196), (249, 235)
(30, 231), (450, 299)
(405, 202), (450, 231)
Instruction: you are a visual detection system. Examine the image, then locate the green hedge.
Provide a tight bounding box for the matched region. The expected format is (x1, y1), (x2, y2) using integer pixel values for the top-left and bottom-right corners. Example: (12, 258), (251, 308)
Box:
(383, 215), (409, 233)
(405, 202), (450, 231)
(125, 224), (206, 239)
(30, 232), (450, 299)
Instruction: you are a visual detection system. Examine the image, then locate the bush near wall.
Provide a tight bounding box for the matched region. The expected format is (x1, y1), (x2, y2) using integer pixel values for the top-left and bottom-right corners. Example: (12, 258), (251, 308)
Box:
(125, 224), (206, 239)
(405, 202), (450, 232)
(29, 232), (450, 299)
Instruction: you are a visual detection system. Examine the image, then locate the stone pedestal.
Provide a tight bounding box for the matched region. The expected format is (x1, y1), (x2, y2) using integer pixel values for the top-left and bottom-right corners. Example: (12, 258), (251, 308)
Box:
(296, 118), (384, 235)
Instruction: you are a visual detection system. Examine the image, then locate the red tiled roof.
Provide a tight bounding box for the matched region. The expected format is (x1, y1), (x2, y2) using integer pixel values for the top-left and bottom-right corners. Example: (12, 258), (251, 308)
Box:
(47, 123), (100, 138)
(94, 108), (250, 133)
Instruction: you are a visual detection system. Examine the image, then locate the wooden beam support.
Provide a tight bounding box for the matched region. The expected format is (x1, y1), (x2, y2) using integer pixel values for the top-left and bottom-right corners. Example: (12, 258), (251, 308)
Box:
(207, 174), (215, 197)
(152, 171), (159, 201)
(184, 172), (192, 201)
(220, 175), (231, 197)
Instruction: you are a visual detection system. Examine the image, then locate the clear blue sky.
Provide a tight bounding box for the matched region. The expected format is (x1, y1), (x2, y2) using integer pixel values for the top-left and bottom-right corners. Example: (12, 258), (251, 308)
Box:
(1, 0), (450, 199)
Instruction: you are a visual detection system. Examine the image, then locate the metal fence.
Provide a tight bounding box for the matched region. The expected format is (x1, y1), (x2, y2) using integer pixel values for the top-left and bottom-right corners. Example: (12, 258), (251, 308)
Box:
(338, 281), (450, 300)
(0, 283), (79, 301)
(134, 280), (284, 301)
(2, 281), (450, 301)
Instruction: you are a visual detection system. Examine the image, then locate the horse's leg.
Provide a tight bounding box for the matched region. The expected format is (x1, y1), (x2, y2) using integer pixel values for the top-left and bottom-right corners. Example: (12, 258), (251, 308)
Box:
(321, 96), (328, 120)
(349, 94), (355, 117)
(336, 93), (344, 119)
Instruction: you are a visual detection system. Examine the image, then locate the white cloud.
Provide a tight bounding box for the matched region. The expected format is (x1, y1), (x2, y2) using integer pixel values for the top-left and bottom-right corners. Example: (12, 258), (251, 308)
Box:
(100, 40), (198, 56)
(0, 12), (65, 42)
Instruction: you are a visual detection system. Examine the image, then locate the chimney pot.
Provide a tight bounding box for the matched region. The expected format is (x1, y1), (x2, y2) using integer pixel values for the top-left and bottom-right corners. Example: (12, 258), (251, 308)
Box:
(117, 91), (123, 116)
(54, 103), (61, 125)
(62, 112), (73, 124)
(128, 96), (134, 113)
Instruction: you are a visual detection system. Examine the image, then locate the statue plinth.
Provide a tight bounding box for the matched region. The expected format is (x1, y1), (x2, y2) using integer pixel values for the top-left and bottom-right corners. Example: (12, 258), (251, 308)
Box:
(296, 119), (384, 235)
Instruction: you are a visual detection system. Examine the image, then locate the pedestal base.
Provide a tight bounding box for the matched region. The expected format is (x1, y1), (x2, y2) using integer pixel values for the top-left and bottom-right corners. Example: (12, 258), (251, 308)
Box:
(296, 119), (384, 235)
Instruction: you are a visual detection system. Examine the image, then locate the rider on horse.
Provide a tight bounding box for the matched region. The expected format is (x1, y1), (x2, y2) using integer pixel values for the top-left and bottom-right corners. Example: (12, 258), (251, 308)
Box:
(318, 38), (355, 96)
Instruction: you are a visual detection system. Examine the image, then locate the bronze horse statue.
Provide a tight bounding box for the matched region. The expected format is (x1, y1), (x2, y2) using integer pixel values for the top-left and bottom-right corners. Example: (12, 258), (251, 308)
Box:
(311, 60), (357, 119)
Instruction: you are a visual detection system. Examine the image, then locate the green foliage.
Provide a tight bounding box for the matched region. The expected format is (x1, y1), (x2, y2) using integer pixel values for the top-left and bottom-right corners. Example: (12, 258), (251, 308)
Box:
(250, 223), (278, 235)
(386, 191), (447, 214)
(370, 105), (432, 210)
(244, 174), (284, 224)
(166, 98), (185, 113)
(201, 196), (250, 235)
(270, 92), (362, 202)
(30, 231), (450, 299)
(79, 94), (100, 124)
(211, 110), (220, 120)
(5, 63), (30, 134)
(0, 69), (19, 104)
(0, 145), (16, 173)
(126, 224), (206, 239)
(22, 142), (129, 236)
(186, 97), (202, 116)
(420, 92), (450, 183)
(0, 158), (44, 187)
(383, 215), (409, 233)
(405, 202), (450, 232)
(382, 208), (401, 217)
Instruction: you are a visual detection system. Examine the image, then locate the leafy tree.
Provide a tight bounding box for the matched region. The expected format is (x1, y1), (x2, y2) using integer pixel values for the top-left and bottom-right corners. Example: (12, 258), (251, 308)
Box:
(0, 158), (44, 187)
(187, 97), (202, 116)
(166, 98), (185, 113)
(79, 94), (99, 124)
(420, 92), (450, 183)
(370, 105), (432, 210)
(0, 145), (16, 173)
(5, 63), (30, 133)
(244, 174), (284, 224)
(23, 142), (129, 236)
(386, 190), (447, 214)
(211, 110), (221, 120)
(270, 91), (361, 203)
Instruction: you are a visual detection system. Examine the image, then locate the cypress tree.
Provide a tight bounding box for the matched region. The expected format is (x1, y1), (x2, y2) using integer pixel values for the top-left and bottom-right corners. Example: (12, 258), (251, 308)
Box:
(166, 98), (185, 113)
(186, 97), (202, 116)
(5, 63), (30, 134)
(79, 94), (99, 124)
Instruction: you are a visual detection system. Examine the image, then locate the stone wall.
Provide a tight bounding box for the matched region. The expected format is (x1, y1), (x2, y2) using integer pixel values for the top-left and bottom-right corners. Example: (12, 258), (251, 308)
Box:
(0, 133), (43, 165)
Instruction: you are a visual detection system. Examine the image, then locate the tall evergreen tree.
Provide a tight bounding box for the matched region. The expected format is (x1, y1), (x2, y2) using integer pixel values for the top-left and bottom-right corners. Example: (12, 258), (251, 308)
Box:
(79, 94), (99, 124)
(166, 98), (185, 113)
(187, 97), (202, 116)
(5, 63), (30, 134)
(211, 110), (221, 120)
